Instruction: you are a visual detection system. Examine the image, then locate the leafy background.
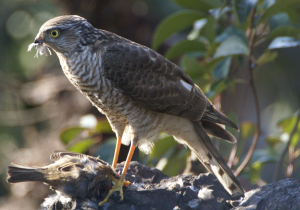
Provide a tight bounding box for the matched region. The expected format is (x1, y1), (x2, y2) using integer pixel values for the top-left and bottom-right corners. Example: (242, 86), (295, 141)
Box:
(1, 0), (300, 209)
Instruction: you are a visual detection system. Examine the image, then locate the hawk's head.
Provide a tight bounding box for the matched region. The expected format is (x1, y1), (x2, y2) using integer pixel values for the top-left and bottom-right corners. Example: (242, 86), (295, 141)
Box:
(29, 15), (97, 56)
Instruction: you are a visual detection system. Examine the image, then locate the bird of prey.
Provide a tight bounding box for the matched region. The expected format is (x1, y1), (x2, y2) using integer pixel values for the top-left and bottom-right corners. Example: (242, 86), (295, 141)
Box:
(28, 15), (244, 205)
(7, 151), (122, 200)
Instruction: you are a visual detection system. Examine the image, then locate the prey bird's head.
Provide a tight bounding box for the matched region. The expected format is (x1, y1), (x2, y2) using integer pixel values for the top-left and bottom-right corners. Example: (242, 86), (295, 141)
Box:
(28, 15), (97, 56)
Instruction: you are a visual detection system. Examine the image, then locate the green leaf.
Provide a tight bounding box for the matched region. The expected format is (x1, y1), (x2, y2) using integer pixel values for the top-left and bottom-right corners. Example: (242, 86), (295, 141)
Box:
(249, 161), (262, 183)
(205, 41), (220, 57)
(202, 15), (216, 44)
(155, 147), (176, 171)
(277, 110), (300, 147)
(210, 6), (232, 20)
(173, 0), (222, 12)
(286, 7), (300, 24)
(266, 136), (282, 147)
(258, 0), (300, 24)
(241, 121), (256, 140)
(203, 57), (223, 73)
(213, 35), (248, 59)
(60, 127), (85, 145)
(95, 120), (113, 133)
(165, 40), (206, 60)
(161, 148), (190, 177)
(234, 0), (258, 24)
(187, 18), (208, 40)
(256, 51), (278, 66)
(277, 110), (300, 133)
(206, 78), (229, 98)
(212, 56), (231, 79)
(267, 26), (300, 40)
(269, 13), (291, 31)
(268, 37), (300, 49)
(181, 56), (206, 78)
(215, 26), (247, 43)
(152, 10), (205, 50)
(68, 138), (95, 153)
(291, 132), (300, 147)
(150, 135), (177, 159)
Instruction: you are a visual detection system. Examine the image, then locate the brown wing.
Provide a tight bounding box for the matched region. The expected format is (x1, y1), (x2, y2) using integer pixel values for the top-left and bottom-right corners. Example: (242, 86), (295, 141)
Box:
(50, 150), (85, 161)
(100, 42), (207, 121)
(50, 151), (110, 166)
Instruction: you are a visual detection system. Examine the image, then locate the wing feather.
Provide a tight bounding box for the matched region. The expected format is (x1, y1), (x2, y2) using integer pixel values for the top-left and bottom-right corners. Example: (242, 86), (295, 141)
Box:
(100, 43), (207, 121)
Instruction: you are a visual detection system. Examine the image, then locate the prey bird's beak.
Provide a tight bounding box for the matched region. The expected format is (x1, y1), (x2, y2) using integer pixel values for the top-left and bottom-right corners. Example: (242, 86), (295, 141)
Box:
(34, 38), (43, 44)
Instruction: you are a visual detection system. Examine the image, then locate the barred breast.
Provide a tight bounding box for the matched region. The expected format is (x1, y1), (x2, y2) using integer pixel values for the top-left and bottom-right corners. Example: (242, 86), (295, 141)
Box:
(57, 47), (163, 150)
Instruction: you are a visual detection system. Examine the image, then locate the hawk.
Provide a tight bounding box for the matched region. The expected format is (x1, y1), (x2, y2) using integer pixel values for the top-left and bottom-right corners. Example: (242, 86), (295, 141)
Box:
(29, 15), (244, 205)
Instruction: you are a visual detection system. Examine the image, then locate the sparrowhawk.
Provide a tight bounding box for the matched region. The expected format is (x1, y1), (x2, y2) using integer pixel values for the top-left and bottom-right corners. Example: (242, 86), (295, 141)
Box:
(29, 15), (244, 205)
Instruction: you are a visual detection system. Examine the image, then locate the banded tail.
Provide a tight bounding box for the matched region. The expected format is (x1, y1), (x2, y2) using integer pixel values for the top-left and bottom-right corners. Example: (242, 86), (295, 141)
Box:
(191, 121), (244, 198)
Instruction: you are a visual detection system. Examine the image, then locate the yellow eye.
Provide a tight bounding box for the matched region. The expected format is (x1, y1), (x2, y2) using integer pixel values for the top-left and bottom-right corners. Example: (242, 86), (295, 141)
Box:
(49, 29), (60, 38)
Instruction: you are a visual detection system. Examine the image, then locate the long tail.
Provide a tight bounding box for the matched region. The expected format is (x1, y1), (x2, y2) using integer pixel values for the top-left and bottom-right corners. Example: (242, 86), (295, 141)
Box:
(202, 101), (239, 131)
(7, 162), (44, 183)
(190, 121), (244, 198)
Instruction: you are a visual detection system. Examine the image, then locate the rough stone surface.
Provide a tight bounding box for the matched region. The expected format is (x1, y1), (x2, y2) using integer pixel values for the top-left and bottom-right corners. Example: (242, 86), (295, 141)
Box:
(232, 178), (300, 210)
(40, 161), (300, 210)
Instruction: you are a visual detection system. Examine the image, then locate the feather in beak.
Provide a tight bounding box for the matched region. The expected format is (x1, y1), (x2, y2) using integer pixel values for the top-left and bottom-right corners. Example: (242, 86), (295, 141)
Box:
(28, 43), (52, 58)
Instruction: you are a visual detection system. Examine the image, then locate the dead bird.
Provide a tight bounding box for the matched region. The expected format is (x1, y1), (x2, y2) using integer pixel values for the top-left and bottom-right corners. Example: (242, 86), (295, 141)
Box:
(7, 151), (124, 200)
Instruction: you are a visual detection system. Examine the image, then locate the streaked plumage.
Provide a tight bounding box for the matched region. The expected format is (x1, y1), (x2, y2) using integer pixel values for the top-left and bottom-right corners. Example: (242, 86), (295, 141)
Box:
(28, 15), (244, 201)
(7, 151), (118, 200)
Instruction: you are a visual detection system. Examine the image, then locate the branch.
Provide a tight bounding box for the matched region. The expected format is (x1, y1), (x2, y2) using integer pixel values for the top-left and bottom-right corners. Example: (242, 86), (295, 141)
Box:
(234, 5), (260, 176)
(273, 112), (300, 182)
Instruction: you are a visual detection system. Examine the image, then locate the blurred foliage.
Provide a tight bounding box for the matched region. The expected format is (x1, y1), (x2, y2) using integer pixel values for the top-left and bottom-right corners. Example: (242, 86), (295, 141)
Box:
(59, 114), (113, 153)
(149, 0), (300, 184)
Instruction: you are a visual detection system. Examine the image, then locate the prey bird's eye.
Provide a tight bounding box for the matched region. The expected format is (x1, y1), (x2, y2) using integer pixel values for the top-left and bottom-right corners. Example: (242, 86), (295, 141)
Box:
(49, 29), (60, 38)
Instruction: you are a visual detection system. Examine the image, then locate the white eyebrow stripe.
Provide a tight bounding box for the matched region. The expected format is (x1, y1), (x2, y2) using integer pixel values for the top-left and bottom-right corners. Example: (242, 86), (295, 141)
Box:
(180, 80), (193, 91)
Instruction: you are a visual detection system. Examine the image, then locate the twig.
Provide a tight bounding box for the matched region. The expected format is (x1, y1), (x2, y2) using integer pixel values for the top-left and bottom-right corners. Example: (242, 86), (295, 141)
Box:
(234, 5), (260, 177)
(273, 112), (300, 182)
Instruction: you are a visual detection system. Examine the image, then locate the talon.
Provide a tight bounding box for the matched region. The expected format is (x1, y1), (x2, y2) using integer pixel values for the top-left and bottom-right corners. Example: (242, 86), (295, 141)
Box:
(99, 144), (135, 206)
(98, 178), (125, 206)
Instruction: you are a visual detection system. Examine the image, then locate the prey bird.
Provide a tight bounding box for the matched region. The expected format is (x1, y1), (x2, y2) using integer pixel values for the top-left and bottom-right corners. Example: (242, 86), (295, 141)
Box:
(28, 15), (244, 205)
(7, 151), (122, 200)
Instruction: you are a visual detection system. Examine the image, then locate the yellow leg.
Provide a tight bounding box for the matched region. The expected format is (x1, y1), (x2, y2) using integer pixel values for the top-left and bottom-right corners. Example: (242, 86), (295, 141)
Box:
(112, 138), (122, 169)
(99, 144), (136, 206)
(120, 144), (136, 176)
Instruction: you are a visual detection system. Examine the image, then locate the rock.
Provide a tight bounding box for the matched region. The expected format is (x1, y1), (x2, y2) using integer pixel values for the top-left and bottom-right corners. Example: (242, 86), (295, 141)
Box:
(232, 178), (300, 210)
(40, 161), (300, 210)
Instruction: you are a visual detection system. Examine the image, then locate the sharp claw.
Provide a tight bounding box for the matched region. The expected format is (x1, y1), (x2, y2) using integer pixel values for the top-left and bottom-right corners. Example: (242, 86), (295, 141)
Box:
(98, 177), (125, 206)
(99, 144), (135, 206)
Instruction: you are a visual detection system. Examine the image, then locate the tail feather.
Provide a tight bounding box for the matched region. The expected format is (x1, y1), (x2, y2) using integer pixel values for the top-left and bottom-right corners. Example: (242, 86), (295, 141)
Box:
(191, 121), (244, 198)
(201, 120), (237, 143)
(203, 103), (239, 131)
(7, 163), (44, 183)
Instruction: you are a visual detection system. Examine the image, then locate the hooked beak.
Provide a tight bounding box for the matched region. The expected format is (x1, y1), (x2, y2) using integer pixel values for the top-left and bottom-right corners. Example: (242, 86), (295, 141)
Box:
(34, 37), (43, 44)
